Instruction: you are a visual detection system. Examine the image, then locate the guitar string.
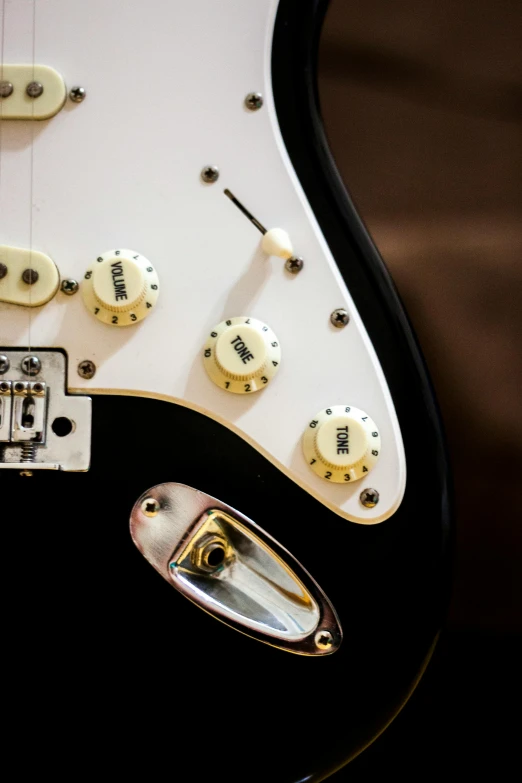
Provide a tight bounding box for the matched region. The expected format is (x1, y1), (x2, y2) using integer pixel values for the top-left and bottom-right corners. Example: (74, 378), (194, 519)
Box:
(27, 0), (37, 351)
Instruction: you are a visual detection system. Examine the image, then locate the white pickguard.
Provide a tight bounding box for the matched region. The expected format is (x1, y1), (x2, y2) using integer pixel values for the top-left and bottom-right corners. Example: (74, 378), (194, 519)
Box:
(0, 0), (406, 524)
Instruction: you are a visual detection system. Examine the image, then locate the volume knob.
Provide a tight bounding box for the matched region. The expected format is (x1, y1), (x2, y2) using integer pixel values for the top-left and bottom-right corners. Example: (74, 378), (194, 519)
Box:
(203, 316), (281, 393)
(303, 405), (381, 483)
(82, 249), (159, 326)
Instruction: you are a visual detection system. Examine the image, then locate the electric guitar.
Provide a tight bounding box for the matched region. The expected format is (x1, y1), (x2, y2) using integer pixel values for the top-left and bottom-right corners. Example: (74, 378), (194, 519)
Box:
(0, 1), (451, 779)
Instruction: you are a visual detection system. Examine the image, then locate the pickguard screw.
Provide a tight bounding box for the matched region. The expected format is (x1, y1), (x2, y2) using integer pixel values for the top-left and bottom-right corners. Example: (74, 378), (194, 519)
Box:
(315, 630), (334, 650)
(0, 81), (14, 98)
(22, 268), (39, 285)
(0, 355), (10, 374)
(201, 165), (219, 184)
(0, 262), (8, 279)
(330, 308), (350, 328)
(360, 488), (380, 508)
(141, 497), (160, 517)
(61, 278), (79, 295)
(245, 92), (263, 111)
(26, 81), (44, 98)
(69, 86), (86, 103)
(20, 470), (34, 477)
(285, 256), (304, 274)
(21, 355), (41, 376)
(77, 360), (96, 379)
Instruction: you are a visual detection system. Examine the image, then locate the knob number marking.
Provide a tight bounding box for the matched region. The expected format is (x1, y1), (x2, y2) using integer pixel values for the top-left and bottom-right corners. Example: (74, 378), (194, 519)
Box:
(81, 249), (159, 327)
(203, 316), (281, 394)
(303, 405), (381, 483)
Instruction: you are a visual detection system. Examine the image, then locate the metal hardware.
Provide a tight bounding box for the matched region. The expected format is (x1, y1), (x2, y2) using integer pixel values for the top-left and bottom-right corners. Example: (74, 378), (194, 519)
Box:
(0, 350), (91, 471)
(21, 268), (39, 285)
(0, 381), (13, 442)
(0, 263), (7, 279)
(330, 308), (350, 328)
(21, 356), (42, 376)
(0, 81), (14, 98)
(60, 278), (79, 295)
(191, 533), (230, 573)
(69, 86), (86, 103)
(141, 497), (160, 517)
(245, 92), (263, 110)
(0, 355), (10, 374)
(201, 165), (219, 183)
(130, 483), (342, 656)
(26, 81), (44, 98)
(360, 488), (380, 508)
(77, 360), (96, 379)
(285, 256), (304, 274)
(315, 629), (334, 650)
(11, 381), (47, 443)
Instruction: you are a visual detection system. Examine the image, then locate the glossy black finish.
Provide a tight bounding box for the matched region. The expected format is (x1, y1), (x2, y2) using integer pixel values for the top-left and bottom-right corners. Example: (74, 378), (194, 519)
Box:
(5, 392), (448, 782)
(2, 1), (451, 780)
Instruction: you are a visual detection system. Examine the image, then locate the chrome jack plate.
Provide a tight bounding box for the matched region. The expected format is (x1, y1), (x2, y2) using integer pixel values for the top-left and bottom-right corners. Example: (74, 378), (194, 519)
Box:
(0, 349), (91, 472)
(130, 483), (342, 655)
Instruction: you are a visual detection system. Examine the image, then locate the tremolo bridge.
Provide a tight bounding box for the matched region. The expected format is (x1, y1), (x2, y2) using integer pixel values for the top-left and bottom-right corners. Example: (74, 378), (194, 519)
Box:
(0, 350), (91, 473)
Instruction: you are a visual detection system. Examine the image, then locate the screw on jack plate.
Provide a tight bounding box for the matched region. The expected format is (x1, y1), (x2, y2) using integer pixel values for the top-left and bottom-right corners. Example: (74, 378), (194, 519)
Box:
(141, 497), (160, 517)
(0, 355), (10, 374)
(330, 308), (350, 328)
(22, 268), (39, 285)
(245, 92), (263, 111)
(77, 360), (96, 379)
(315, 630), (334, 650)
(0, 81), (14, 98)
(285, 256), (304, 274)
(360, 488), (379, 508)
(0, 262), (7, 279)
(26, 81), (44, 98)
(201, 165), (219, 184)
(21, 356), (41, 376)
(69, 86), (86, 103)
(61, 278), (79, 295)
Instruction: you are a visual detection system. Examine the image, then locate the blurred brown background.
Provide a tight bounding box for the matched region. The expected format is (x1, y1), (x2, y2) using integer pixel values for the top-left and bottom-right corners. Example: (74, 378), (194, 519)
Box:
(317, 0), (521, 776)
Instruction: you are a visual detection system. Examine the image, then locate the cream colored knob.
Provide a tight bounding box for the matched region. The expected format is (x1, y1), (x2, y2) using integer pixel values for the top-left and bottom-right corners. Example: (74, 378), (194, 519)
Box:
(261, 228), (293, 259)
(203, 316), (281, 393)
(82, 249), (159, 326)
(302, 405), (381, 483)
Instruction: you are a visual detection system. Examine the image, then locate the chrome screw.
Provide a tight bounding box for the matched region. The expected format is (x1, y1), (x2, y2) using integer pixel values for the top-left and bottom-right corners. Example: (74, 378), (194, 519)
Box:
(360, 488), (380, 508)
(330, 308), (350, 328)
(0, 355), (10, 374)
(22, 268), (39, 285)
(61, 278), (79, 295)
(141, 497), (160, 517)
(245, 92), (263, 110)
(0, 262), (8, 279)
(0, 81), (14, 98)
(21, 355), (41, 376)
(315, 630), (334, 650)
(77, 360), (96, 379)
(201, 165), (219, 184)
(26, 81), (44, 98)
(69, 86), (86, 103)
(285, 256), (304, 274)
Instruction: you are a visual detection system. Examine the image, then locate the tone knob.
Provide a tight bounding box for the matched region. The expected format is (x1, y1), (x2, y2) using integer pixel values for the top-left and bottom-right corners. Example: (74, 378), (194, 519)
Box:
(203, 316), (281, 393)
(82, 249), (159, 326)
(302, 405), (381, 483)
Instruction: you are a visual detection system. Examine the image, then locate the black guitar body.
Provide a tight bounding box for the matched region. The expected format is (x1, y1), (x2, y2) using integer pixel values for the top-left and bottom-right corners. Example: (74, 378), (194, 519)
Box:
(3, 1), (451, 781)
